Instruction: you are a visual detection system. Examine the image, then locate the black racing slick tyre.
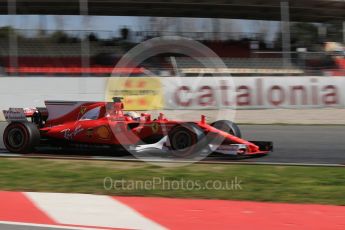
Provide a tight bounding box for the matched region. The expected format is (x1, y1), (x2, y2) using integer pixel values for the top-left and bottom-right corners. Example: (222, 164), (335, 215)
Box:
(168, 123), (206, 158)
(211, 120), (242, 138)
(3, 122), (40, 154)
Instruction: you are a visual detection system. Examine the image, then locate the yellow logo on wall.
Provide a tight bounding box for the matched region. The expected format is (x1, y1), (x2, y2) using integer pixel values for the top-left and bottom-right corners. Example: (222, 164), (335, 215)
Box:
(106, 77), (163, 110)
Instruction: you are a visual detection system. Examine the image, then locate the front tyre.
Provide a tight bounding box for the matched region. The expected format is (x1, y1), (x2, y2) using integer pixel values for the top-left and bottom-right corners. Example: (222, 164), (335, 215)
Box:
(3, 122), (40, 154)
(168, 122), (206, 158)
(211, 120), (242, 138)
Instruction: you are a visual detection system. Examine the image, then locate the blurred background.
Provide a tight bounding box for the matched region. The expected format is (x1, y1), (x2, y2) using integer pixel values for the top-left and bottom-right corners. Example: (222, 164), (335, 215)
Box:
(0, 0), (344, 78)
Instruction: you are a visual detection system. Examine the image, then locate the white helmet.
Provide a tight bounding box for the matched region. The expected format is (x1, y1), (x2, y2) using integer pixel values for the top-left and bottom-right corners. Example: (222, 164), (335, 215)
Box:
(125, 111), (140, 120)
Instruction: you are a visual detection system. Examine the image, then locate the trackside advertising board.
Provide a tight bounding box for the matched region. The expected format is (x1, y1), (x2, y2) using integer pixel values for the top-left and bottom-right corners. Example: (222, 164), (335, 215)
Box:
(106, 77), (164, 110)
(162, 77), (345, 109)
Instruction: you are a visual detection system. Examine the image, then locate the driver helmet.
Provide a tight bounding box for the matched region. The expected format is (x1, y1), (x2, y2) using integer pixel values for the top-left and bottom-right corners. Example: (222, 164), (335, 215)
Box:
(124, 111), (141, 121)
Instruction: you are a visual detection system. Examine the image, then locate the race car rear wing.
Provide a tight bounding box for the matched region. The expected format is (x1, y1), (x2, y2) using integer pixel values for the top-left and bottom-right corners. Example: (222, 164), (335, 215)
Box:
(23, 107), (48, 118)
(2, 107), (48, 127)
(2, 108), (27, 122)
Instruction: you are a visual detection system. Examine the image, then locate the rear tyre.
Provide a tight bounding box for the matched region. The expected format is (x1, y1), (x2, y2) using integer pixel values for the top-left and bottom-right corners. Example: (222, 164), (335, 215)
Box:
(168, 123), (205, 158)
(211, 120), (242, 138)
(3, 122), (40, 154)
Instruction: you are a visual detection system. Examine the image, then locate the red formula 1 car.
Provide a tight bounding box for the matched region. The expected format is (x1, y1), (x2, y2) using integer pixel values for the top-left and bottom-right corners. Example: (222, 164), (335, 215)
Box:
(2, 98), (273, 157)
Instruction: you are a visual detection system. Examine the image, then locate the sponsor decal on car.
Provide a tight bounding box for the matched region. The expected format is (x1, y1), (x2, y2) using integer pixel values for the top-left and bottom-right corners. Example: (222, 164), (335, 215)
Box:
(61, 125), (84, 140)
(80, 106), (87, 115)
(96, 126), (111, 140)
(151, 122), (159, 133)
(2, 108), (27, 122)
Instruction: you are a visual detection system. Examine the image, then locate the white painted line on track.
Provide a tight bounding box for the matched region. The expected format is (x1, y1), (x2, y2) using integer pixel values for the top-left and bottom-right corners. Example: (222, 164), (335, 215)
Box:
(0, 221), (107, 230)
(91, 156), (345, 167)
(25, 192), (166, 230)
(0, 153), (22, 157)
(231, 161), (345, 167)
(0, 153), (343, 167)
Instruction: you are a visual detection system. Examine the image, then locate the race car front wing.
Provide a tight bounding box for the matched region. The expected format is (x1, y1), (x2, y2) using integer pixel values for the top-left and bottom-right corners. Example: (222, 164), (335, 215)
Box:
(130, 137), (273, 156)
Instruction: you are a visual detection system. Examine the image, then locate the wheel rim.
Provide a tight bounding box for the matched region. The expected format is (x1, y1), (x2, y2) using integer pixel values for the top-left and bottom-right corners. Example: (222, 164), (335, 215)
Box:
(172, 130), (193, 150)
(7, 128), (25, 149)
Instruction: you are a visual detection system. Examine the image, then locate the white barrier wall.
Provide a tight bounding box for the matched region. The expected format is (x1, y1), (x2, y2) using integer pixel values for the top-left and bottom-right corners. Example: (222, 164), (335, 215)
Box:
(0, 76), (344, 112)
(0, 77), (106, 111)
(0, 76), (344, 149)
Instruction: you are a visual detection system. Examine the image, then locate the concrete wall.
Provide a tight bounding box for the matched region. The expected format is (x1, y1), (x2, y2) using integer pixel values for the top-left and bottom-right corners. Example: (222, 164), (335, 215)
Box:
(1, 76), (344, 111)
(0, 77), (106, 111)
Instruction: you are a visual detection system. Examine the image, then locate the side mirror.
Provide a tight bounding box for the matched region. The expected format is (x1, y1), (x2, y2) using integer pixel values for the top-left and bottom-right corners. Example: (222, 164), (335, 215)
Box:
(112, 97), (124, 103)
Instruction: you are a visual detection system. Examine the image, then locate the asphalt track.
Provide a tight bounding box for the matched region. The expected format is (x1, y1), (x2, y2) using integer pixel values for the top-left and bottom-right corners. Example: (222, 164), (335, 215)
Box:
(1, 124), (345, 165)
(240, 125), (345, 165)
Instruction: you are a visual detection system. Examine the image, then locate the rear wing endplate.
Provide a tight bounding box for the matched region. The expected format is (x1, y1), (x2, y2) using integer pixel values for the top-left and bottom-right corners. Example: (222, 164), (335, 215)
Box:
(2, 108), (28, 122)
